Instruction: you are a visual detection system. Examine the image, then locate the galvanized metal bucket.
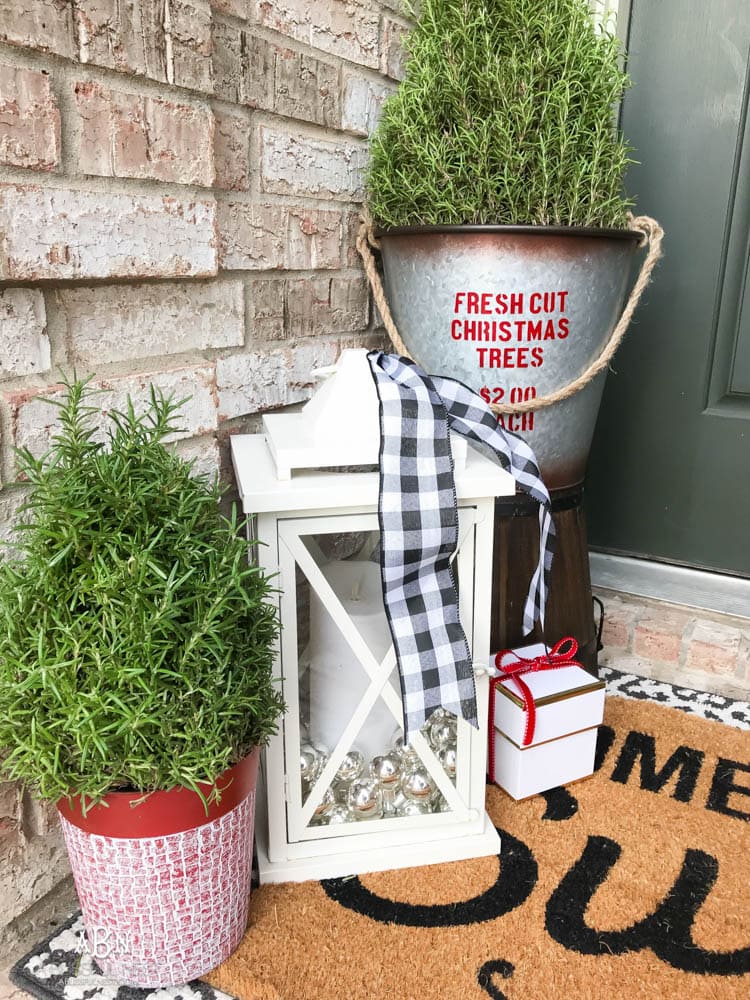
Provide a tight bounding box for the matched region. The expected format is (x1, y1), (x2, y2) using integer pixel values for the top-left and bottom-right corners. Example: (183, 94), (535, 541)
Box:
(378, 226), (640, 489)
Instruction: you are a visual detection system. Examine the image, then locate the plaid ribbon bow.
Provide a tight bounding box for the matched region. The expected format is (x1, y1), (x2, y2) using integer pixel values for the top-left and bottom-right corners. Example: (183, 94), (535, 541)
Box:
(367, 351), (555, 742)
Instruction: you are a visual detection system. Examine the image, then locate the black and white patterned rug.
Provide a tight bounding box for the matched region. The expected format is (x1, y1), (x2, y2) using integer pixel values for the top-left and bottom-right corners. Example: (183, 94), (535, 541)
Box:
(9, 670), (749, 1000)
(601, 665), (750, 730)
(9, 912), (235, 1000)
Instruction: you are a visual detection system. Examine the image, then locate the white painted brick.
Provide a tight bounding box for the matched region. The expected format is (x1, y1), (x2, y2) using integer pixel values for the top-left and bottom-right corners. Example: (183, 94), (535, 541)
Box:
(0, 185), (217, 281)
(73, 0), (213, 93)
(58, 281), (244, 365)
(341, 71), (394, 136)
(218, 200), (341, 270)
(380, 15), (408, 80)
(216, 340), (341, 418)
(7, 365), (217, 462)
(255, 0), (379, 69)
(210, 0), (249, 16)
(260, 128), (366, 200)
(0, 486), (31, 547)
(172, 434), (221, 482)
(0, 289), (51, 378)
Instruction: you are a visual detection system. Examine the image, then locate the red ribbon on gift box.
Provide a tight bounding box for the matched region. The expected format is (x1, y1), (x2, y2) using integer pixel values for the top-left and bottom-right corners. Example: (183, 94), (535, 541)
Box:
(487, 637), (584, 784)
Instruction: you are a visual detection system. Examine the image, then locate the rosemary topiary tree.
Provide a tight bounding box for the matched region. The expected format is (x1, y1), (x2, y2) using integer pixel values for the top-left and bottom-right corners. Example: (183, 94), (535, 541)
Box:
(0, 379), (284, 806)
(367, 0), (634, 229)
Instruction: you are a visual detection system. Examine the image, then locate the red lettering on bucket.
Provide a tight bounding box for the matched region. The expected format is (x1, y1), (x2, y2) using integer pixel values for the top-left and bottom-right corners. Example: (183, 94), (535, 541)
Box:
(497, 411), (535, 432)
(449, 289), (571, 372)
(479, 386), (537, 433)
(476, 347), (544, 368)
(529, 291), (569, 314)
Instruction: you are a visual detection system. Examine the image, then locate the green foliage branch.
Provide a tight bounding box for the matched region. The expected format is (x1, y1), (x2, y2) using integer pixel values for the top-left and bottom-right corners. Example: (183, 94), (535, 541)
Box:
(0, 379), (284, 808)
(367, 0), (635, 229)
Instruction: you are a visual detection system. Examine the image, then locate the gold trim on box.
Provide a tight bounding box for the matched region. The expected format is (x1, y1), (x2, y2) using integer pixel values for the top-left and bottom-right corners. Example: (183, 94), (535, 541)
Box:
(494, 678), (604, 711)
(494, 723), (601, 751)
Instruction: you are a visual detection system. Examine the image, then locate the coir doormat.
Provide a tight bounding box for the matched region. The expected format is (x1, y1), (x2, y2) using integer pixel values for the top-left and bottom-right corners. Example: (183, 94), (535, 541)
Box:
(205, 672), (750, 1000)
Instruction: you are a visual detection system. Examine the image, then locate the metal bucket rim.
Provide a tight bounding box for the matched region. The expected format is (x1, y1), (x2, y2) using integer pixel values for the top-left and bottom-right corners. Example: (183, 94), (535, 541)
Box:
(376, 223), (641, 242)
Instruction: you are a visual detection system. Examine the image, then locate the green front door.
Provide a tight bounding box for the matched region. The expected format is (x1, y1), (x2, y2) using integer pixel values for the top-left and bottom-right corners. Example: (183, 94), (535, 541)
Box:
(586, 0), (750, 575)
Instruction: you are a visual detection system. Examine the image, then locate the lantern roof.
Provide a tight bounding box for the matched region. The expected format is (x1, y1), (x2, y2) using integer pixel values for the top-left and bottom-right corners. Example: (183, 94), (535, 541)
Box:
(262, 349), (484, 482)
(262, 349), (381, 480)
(232, 350), (513, 514)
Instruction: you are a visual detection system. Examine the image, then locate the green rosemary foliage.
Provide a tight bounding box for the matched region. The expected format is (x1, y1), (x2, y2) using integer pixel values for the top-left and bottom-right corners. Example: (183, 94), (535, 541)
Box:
(367, 0), (634, 228)
(0, 378), (284, 806)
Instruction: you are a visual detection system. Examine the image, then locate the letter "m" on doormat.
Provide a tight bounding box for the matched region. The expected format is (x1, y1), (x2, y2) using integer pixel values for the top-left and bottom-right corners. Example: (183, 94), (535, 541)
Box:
(611, 730), (705, 802)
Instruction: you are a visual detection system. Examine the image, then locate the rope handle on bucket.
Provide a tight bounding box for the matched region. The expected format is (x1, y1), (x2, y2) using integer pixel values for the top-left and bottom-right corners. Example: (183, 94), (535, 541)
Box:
(356, 210), (664, 415)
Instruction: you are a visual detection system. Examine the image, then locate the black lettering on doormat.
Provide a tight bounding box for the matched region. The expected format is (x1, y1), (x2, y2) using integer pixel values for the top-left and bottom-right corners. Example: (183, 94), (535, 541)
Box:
(706, 757), (750, 821)
(477, 959), (514, 999)
(545, 835), (750, 975)
(611, 730), (704, 802)
(320, 828), (535, 927)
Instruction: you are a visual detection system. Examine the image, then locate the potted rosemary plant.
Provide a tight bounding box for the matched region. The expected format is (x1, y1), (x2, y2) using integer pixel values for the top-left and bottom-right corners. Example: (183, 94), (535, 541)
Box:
(0, 379), (284, 988)
(361, 0), (662, 667)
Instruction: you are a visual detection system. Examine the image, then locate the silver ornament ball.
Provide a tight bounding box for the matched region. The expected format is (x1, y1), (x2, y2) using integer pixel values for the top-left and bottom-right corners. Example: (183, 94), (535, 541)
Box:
(347, 778), (382, 820)
(401, 766), (436, 802)
(395, 798), (431, 817)
(369, 752), (402, 789)
(335, 748), (364, 783)
(438, 745), (458, 778)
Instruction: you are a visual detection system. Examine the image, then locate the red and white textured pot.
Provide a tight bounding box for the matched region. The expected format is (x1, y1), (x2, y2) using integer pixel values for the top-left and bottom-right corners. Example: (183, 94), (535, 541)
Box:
(56, 749), (260, 988)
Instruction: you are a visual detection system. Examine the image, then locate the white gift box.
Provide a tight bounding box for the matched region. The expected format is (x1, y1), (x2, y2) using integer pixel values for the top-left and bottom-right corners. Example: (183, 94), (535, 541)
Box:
(488, 642), (605, 800)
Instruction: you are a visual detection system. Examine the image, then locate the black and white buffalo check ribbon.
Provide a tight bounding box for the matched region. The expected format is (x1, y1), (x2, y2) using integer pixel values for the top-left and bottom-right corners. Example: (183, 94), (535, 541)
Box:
(367, 351), (555, 741)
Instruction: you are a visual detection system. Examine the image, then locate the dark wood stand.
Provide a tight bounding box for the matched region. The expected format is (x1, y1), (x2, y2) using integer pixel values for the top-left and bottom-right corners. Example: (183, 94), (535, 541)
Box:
(489, 484), (599, 674)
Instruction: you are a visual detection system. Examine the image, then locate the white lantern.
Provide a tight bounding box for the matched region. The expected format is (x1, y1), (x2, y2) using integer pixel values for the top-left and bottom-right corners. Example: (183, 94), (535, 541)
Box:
(231, 350), (513, 882)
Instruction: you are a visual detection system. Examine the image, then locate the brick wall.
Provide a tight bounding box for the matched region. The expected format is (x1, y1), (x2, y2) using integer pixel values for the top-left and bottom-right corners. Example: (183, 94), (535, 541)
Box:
(0, 0), (406, 950)
(597, 589), (750, 701)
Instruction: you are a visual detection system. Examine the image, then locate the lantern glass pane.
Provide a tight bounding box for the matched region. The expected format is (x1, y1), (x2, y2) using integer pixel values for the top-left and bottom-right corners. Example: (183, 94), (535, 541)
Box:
(293, 529), (462, 828)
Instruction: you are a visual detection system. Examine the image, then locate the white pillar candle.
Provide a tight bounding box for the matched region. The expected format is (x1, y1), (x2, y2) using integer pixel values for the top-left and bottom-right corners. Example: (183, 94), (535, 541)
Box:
(307, 560), (400, 761)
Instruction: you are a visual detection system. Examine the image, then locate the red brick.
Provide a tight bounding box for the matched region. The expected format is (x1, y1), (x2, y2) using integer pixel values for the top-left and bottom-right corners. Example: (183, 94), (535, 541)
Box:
(287, 206), (343, 269)
(0, 64), (60, 171)
(0, 0), (76, 59)
(632, 613), (688, 663)
(0, 184), (217, 281)
(213, 22), (340, 127)
(685, 621), (743, 677)
(213, 109), (250, 191)
(600, 602), (635, 649)
(73, 81), (214, 186)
